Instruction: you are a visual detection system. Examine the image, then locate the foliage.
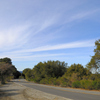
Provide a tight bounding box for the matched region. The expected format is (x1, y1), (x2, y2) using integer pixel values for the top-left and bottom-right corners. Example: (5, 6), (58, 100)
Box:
(72, 80), (100, 90)
(0, 57), (20, 84)
(23, 61), (100, 90)
(22, 68), (34, 81)
(86, 39), (100, 73)
(33, 61), (67, 83)
(64, 64), (91, 81)
(22, 39), (100, 90)
(23, 68), (31, 75)
(0, 57), (12, 64)
(72, 81), (81, 88)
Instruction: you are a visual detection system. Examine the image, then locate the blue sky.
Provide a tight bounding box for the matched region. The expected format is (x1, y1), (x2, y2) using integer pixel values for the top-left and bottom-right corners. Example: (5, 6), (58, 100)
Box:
(0, 0), (100, 71)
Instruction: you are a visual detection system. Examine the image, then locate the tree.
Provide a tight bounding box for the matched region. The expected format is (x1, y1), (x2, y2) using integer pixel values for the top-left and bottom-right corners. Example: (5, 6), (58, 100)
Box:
(0, 57), (12, 64)
(0, 62), (14, 83)
(0, 57), (20, 83)
(32, 60), (67, 83)
(22, 68), (32, 79)
(25, 70), (34, 81)
(86, 39), (100, 73)
(64, 64), (90, 80)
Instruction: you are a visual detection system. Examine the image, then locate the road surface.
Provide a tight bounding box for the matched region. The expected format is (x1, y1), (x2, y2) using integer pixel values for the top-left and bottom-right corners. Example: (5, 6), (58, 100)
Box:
(13, 79), (100, 100)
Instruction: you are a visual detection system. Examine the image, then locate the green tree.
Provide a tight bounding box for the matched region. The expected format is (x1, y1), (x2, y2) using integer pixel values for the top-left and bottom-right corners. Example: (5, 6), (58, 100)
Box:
(23, 68), (31, 75)
(64, 64), (90, 80)
(33, 60), (67, 83)
(0, 57), (12, 64)
(22, 68), (32, 79)
(25, 70), (34, 81)
(86, 39), (100, 73)
(0, 62), (14, 83)
(0, 57), (20, 83)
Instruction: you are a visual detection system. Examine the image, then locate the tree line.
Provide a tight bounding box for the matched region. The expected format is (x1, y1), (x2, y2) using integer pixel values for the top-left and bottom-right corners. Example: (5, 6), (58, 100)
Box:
(0, 57), (21, 84)
(22, 39), (100, 90)
(0, 39), (100, 90)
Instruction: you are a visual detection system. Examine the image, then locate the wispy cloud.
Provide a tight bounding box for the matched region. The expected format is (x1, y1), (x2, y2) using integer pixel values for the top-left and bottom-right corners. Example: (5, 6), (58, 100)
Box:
(0, 39), (95, 61)
(0, 0), (100, 70)
(14, 39), (95, 53)
(69, 9), (100, 22)
(60, 9), (100, 26)
(0, 0), (98, 53)
(0, 51), (70, 61)
(0, 24), (31, 51)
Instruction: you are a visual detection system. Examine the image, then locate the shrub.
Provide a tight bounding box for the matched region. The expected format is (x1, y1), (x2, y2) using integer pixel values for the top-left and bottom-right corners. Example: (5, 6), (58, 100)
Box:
(80, 80), (93, 89)
(61, 82), (68, 87)
(40, 78), (49, 84)
(92, 80), (100, 90)
(72, 81), (81, 88)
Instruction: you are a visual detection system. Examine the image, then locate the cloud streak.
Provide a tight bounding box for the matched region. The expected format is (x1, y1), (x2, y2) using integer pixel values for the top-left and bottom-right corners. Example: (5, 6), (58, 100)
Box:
(0, 0), (100, 70)
(0, 39), (94, 62)
(0, 0), (98, 52)
(8, 39), (95, 54)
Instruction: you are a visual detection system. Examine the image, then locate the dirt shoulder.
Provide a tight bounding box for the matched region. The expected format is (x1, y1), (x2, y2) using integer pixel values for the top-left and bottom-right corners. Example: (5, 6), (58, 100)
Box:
(0, 81), (72, 100)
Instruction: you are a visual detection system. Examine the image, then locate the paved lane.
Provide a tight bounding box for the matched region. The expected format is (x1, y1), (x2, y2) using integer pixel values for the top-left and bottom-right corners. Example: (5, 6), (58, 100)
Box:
(13, 79), (100, 100)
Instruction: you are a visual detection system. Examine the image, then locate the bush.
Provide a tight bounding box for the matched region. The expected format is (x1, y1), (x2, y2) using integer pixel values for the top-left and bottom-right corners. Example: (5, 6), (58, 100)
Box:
(80, 80), (100, 90)
(72, 81), (81, 88)
(92, 80), (100, 90)
(72, 80), (100, 90)
(40, 78), (49, 84)
(80, 80), (93, 89)
(39, 77), (58, 85)
(58, 77), (68, 87)
(96, 81), (100, 90)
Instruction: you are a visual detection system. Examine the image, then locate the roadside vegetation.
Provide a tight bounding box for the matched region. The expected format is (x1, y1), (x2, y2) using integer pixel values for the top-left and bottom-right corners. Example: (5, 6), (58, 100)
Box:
(0, 39), (100, 90)
(0, 57), (21, 84)
(22, 39), (100, 90)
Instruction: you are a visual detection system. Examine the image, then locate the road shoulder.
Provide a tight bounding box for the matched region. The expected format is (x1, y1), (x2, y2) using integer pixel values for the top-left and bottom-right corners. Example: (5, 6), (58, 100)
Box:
(0, 81), (72, 100)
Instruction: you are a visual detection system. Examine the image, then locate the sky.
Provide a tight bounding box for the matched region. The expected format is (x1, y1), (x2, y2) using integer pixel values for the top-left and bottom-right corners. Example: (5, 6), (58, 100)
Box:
(0, 0), (100, 71)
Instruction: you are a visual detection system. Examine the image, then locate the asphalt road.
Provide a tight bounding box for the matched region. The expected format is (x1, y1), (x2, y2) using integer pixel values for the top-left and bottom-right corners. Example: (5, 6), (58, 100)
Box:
(13, 79), (100, 100)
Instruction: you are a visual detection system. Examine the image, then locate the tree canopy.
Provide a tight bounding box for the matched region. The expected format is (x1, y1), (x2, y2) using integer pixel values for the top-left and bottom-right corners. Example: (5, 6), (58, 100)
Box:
(65, 64), (90, 78)
(0, 57), (12, 64)
(86, 39), (100, 73)
(22, 60), (67, 82)
(0, 57), (21, 84)
(22, 39), (100, 90)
